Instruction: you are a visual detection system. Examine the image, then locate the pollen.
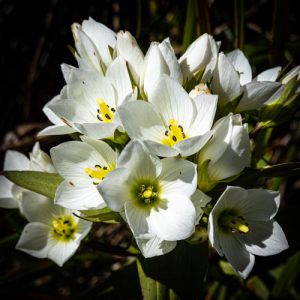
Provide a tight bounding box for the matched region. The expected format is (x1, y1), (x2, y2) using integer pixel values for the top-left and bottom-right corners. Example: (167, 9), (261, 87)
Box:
(219, 212), (249, 234)
(96, 98), (115, 123)
(85, 164), (110, 185)
(51, 215), (78, 242)
(162, 119), (187, 147)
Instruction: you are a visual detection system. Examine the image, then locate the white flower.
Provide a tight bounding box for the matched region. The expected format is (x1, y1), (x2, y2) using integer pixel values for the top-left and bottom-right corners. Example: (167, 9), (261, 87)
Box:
(98, 142), (199, 256)
(40, 56), (136, 139)
(134, 189), (211, 258)
(119, 75), (217, 157)
(197, 114), (250, 191)
(0, 143), (55, 210)
(50, 137), (118, 210)
(208, 186), (289, 279)
(140, 39), (183, 98)
(179, 33), (219, 83)
(16, 191), (91, 266)
(211, 50), (282, 111)
(71, 17), (116, 72)
(116, 31), (145, 85)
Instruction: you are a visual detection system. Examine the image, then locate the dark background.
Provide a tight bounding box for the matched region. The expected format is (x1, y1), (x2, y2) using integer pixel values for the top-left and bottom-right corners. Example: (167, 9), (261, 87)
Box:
(0, 0), (299, 299)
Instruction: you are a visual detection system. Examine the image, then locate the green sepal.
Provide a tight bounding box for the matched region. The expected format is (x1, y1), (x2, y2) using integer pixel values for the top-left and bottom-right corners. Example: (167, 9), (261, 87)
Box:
(259, 76), (300, 127)
(216, 91), (244, 119)
(79, 207), (124, 223)
(2, 171), (63, 200)
(197, 159), (217, 192)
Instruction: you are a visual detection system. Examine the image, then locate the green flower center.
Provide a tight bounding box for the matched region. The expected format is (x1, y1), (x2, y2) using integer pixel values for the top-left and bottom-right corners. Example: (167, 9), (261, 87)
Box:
(131, 179), (161, 209)
(218, 210), (249, 234)
(51, 215), (78, 242)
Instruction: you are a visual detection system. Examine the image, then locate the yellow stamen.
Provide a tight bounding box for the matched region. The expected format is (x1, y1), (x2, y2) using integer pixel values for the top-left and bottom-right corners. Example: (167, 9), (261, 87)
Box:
(85, 165), (110, 184)
(97, 98), (114, 123)
(162, 119), (187, 147)
(51, 216), (78, 242)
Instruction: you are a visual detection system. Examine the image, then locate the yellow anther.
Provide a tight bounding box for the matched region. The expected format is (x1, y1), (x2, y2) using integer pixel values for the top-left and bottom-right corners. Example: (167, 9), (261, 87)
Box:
(51, 216), (77, 241)
(237, 224), (249, 233)
(97, 98), (114, 123)
(219, 213), (249, 234)
(162, 119), (186, 147)
(85, 165), (110, 183)
(142, 189), (154, 199)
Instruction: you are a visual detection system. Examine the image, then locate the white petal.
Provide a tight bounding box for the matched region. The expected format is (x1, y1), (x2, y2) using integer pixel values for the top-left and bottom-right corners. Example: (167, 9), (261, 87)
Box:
(143, 140), (179, 157)
(81, 17), (116, 66)
(202, 35), (219, 82)
(236, 220), (288, 256)
(55, 179), (105, 210)
(211, 186), (248, 216)
(117, 141), (162, 179)
(255, 66), (281, 82)
(125, 200), (150, 237)
(148, 194), (196, 241)
(179, 33), (211, 81)
(237, 81), (282, 111)
(150, 75), (195, 131)
(174, 132), (212, 157)
(61, 63), (76, 83)
(191, 189), (211, 224)
(80, 137), (118, 165)
(0, 176), (13, 199)
(188, 94), (218, 136)
(29, 149), (56, 173)
(21, 192), (56, 224)
(209, 123), (250, 180)
(16, 222), (52, 258)
(136, 235), (177, 258)
(51, 141), (109, 180)
(141, 43), (170, 98)
(158, 38), (183, 84)
(198, 114), (232, 165)
(281, 65), (300, 84)
(75, 122), (119, 139)
(239, 189), (280, 221)
(106, 56), (132, 104)
(226, 49), (252, 85)
(118, 100), (166, 142)
(98, 167), (131, 212)
(47, 238), (80, 266)
(116, 31), (144, 84)
(4, 150), (29, 171)
(38, 125), (76, 136)
(211, 52), (242, 104)
(159, 158), (197, 198)
(219, 233), (255, 279)
(0, 197), (19, 209)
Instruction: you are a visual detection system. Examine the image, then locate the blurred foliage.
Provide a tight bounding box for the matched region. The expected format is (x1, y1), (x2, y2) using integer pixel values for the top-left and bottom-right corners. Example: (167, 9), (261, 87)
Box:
(0, 0), (300, 299)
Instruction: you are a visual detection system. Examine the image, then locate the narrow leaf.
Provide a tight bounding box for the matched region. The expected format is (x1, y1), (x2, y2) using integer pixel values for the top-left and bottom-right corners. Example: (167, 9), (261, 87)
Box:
(3, 171), (63, 200)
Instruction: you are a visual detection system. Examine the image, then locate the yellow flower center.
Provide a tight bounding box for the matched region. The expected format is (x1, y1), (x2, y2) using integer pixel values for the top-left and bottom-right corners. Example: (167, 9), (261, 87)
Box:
(162, 119), (187, 147)
(85, 164), (110, 185)
(139, 185), (159, 204)
(51, 215), (78, 242)
(219, 212), (249, 234)
(96, 98), (115, 123)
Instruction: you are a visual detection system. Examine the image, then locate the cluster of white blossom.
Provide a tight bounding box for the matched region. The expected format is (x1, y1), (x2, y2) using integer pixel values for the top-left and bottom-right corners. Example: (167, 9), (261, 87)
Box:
(1, 17), (297, 278)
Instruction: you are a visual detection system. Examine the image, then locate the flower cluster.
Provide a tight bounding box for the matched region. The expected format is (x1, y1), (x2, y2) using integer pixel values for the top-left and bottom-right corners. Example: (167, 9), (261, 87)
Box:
(1, 17), (296, 278)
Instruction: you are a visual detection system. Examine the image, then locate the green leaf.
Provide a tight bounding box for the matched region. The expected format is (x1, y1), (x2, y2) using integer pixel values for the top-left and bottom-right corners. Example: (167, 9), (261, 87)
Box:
(79, 207), (124, 223)
(137, 241), (208, 299)
(182, 0), (196, 52)
(3, 171), (63, 200)
(271, 250), (300, 299)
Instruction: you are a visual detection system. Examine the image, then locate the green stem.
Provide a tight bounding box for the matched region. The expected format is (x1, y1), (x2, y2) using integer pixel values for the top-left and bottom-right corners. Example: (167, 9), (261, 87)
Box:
(234, 0), (245, 50)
